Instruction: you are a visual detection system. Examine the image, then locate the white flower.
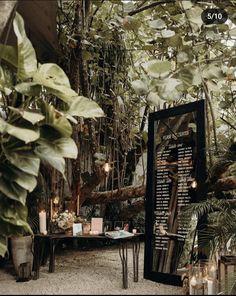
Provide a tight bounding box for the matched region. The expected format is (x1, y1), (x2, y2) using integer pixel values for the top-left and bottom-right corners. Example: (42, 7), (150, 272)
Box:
(56, 211), (76, 230)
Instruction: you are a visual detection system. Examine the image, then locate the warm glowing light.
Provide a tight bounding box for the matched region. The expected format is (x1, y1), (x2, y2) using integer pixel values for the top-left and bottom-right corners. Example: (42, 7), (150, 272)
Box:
(191, 180), (197, 189)
(103, 162), (111, 173)
(210, 265), (216, 272)
(53, 196), (59, 204)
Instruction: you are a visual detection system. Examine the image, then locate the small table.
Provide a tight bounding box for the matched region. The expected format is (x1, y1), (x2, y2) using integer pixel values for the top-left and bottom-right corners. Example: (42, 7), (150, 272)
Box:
(32, 233), (143, 289)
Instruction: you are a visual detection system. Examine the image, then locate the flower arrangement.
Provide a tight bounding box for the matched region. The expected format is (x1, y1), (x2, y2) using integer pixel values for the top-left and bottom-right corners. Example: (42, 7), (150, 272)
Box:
(51, 210), (88, 231)
(52, 210), (76, 230)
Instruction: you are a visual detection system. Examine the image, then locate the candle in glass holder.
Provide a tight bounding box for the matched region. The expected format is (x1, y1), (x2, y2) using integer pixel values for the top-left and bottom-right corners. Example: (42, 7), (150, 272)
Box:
(39, 210), (47, 234)
(132, 229), (137, 234)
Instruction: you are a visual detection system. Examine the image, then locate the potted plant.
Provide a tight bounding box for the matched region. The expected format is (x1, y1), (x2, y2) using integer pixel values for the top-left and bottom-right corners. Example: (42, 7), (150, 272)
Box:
(0, 12), (104, 277)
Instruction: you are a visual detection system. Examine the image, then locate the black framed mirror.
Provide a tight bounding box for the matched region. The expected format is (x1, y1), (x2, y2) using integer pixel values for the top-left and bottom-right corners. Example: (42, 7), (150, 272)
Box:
(144, 100), (207, 286)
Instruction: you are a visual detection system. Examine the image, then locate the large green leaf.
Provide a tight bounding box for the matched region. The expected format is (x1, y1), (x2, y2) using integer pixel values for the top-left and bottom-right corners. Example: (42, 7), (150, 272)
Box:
(33, 63), (76, 104)
(186, 6), (203, 27)
(4, 149), (40, 176)
(202, 63), (224, 80)
(177, 51), (189, 63)
(0, 236), (8, 257)
(0, 118), (40, 143)
(0, 44), (17, 68)
(155, 78), (182, 101)
(149, 19), (166, 29)
(0, 198), (32, 231)
(67, 96), (104, 118)
(34, 63), (70, 88)
(53, 138), (78, 159)
(229, 28), (236, 38)
(146, 92), (163, 107)
(13, 13), (37, 80)
(0, 65), (13, 95)
(36, 138), (77, 160)
(123, 16), (141, 31)
(1, 165), (37, 192)
(35, 140), (65, 176)
(146, 60), (172, 78)
(160, 29), (175, 38)
(14, 82), (42, 96)
(40, 102), (72, 137)
(0, 177), (27, 205)
(45, 86), (78, 104)
(174, 68), (194, 89)
(131, 80), (148, 96)
(9, 107), (45, 125)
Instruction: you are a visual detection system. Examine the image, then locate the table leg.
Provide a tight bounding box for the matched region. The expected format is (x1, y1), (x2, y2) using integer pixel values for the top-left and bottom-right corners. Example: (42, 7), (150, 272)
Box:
(119, 241), (128, 289)
(132, 239), (140, 282)
(49, 238), (56, 273)
(32, 237), (40, 280)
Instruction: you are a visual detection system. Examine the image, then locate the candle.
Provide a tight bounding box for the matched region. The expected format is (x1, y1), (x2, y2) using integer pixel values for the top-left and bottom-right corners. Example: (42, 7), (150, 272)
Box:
(207, 279), (215, 295)
(189, 276), (197, 295)
(209, 265), (217, 279)
(132, 229), (137, 234)
(50, 199), (53, 220)
(39, 210), (47, 234)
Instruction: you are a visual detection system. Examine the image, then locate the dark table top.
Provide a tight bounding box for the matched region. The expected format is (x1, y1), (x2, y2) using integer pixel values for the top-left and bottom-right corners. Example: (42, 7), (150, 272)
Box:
(34, 233), (144, 240)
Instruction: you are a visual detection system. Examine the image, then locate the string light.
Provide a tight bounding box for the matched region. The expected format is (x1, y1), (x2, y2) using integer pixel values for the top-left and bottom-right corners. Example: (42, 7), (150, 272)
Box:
(53, 196), (59, 204)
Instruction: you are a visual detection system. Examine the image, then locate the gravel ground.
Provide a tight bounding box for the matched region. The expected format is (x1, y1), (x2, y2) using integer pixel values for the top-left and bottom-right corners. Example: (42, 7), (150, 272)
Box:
(0, 242), (183, 295)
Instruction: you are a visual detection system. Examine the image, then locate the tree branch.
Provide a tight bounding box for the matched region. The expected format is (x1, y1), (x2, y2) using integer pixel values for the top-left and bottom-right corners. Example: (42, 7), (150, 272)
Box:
(82, 184), (145, 205)
(81, 174), (236, 206)
(210, 176), (236, 192)
(128, 0), (175, 16)
(221, 116), (236, 131)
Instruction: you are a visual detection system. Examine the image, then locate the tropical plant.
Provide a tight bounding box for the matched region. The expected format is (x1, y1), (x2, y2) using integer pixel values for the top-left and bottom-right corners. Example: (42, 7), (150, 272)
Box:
(0, 12), (104, 257)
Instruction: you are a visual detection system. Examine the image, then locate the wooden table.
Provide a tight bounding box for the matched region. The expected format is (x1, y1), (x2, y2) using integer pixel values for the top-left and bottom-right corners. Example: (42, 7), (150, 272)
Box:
(32, 233), (143, 289)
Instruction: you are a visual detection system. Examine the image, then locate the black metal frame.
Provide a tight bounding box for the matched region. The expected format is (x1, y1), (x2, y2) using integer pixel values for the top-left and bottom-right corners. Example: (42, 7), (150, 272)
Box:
(144, 100), (206, 286)
(33, 233), (142, 289)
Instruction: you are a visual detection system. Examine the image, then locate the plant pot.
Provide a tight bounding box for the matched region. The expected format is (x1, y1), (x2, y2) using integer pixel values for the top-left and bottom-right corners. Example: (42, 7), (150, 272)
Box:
(10, 235), (33, 279)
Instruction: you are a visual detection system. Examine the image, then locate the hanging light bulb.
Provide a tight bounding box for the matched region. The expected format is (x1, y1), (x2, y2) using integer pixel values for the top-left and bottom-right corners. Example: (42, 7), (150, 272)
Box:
(53, 196), (59, 204)
(191, 180), (197, 189)
(103, 162), (111, 173)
